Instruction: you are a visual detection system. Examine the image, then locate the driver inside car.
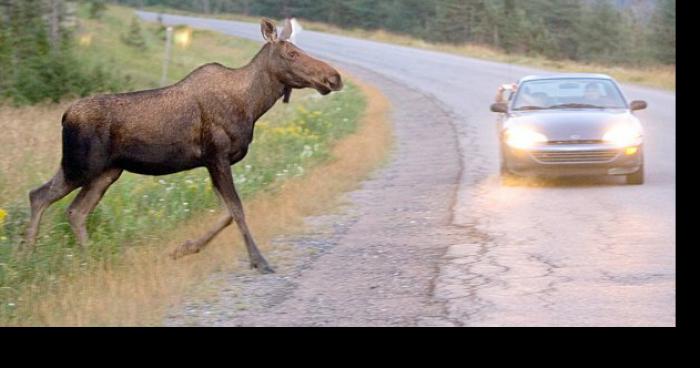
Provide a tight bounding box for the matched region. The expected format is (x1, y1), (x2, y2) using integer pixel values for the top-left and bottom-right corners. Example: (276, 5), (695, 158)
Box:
(583, 82), (607, 104)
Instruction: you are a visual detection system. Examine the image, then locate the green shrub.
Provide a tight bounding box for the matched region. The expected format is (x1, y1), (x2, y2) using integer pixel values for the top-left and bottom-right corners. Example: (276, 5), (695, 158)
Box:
(0, 0), (128, 105)
(87, 0), (108, 19)
(121, 17), (147, 50)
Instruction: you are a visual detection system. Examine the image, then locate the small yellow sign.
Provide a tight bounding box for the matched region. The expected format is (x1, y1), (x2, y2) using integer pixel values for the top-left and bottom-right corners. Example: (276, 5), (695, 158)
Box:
(78, 33), (93, 46)
(174, 27), (192, 48)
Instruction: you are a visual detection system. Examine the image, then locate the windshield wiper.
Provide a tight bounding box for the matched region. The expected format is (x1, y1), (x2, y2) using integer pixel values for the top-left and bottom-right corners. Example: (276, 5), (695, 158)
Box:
(513, 105), (546, 111)
(546, 103), (605, 109)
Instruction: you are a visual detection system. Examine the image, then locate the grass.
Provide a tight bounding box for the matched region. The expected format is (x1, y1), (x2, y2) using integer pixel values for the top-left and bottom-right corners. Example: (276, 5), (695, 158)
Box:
(146, 6), (676, 91)
(0, 5), (387, 326)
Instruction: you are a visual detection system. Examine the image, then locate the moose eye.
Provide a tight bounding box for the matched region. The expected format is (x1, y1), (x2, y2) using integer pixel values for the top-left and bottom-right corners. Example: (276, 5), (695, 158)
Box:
(287, 50), (299, 59)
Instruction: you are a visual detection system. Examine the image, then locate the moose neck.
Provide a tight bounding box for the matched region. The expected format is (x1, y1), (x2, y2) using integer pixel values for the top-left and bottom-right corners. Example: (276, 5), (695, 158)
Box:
(240, 44), (287, 123)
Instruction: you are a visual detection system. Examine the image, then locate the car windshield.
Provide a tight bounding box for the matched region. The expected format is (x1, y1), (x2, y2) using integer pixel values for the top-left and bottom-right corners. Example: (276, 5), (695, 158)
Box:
(512, 78), (627, 111)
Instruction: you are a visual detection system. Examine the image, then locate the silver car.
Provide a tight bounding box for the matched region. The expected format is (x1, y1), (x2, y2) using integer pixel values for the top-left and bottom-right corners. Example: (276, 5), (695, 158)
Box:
(490, 74), (648, 185)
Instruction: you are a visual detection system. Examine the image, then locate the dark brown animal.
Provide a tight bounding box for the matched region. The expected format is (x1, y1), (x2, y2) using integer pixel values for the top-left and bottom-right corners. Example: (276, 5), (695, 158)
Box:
(24, 18), (343, 273)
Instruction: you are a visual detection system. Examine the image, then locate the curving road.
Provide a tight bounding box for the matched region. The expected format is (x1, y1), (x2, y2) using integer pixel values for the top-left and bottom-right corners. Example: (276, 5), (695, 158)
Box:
(139, 11), (676, 326)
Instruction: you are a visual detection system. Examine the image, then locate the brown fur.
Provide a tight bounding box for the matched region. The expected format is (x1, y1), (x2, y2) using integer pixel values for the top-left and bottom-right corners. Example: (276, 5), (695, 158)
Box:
(24, 18), (342, 274)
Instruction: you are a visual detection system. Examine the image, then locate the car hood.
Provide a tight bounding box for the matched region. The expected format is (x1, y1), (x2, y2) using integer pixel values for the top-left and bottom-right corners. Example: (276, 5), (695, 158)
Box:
(504, 109), (642, 141)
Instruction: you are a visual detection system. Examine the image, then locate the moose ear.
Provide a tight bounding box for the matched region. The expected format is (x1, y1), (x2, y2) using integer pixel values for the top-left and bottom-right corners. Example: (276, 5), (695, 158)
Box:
(260, 18), (278, 42)
(279, 18), (293, 41)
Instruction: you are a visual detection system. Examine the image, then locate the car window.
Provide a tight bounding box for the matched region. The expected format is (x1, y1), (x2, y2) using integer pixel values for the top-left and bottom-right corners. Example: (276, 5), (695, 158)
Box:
(512, 79), (627, 110)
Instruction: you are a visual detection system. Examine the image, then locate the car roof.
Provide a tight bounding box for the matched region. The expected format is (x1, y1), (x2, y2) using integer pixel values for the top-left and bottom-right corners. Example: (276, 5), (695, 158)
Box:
(518, 73), (615, 83)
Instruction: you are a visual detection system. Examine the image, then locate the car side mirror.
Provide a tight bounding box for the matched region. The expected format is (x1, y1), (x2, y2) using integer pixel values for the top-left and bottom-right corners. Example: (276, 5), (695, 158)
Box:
(630, 100), (647, 111)
(491, 102), (508, 113)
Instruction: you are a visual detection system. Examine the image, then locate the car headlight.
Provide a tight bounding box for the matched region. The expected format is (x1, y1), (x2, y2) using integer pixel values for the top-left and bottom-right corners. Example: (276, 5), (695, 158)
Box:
(504, 127), (548, 149)
(603, 125), (642, 147)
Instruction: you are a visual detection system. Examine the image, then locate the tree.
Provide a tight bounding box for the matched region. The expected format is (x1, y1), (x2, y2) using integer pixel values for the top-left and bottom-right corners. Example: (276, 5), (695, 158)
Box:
(121, 16), (146, 49)
(576, 0), (626, 63)
(541, 0), (584, 60)
(380, 0), (434, 38)
(649, 0), (675, 64)
(498, 0), (527, 53)
(87, 0), (107, 19)
(0, 0), (124, 104)
(431, 0), (471, 43)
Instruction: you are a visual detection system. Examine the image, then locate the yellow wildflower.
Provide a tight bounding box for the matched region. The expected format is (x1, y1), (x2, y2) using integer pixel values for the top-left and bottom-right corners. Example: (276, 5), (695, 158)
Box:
(0, 208), (6, 224)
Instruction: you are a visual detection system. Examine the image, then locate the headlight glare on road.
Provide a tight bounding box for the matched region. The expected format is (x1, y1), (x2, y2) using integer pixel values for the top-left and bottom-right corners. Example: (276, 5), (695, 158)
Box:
(504, 127), (548, 149)
(603, 125), (642, 147)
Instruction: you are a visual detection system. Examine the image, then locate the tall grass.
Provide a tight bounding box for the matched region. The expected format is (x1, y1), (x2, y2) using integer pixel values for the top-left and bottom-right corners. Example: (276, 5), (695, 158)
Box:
(0, 5), (367, 325)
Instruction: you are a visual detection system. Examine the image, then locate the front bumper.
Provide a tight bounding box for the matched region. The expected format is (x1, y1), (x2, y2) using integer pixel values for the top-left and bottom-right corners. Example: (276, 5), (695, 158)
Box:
(503, 143), (643, 177)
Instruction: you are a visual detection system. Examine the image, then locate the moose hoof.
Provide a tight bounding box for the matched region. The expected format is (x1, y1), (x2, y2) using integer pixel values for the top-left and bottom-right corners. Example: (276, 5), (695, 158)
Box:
(168, 248), (181, 260)
(251, 260), (275, 274)
(170, 240), (199, 260)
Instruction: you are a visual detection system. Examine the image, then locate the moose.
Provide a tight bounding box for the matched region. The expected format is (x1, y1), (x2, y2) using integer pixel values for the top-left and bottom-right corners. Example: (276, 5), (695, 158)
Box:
(24, 18), (343, 273)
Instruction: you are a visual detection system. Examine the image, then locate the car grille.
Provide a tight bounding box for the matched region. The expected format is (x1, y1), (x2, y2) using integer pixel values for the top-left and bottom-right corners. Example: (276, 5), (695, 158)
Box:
(547, 139), (604, 145)
(530, 149), (619, 163)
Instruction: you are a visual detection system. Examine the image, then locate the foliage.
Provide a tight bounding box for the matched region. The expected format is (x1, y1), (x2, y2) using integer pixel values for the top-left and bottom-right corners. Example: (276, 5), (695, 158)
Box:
(111, 0), (674, 66)
(649, 0), (675, 64)
(0, 0), (127, 105)
(87, 0), (108, 19)
(121, 16), (147, 49)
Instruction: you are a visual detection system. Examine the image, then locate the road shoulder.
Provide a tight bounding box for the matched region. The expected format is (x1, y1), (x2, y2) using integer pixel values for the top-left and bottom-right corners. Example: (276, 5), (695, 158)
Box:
(165, 65), (469, 326)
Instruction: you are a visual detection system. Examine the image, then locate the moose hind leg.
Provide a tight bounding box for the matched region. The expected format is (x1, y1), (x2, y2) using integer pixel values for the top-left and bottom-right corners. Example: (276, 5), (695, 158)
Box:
(25, 168), (78, 248)
(170, 214), (233, 259)
(66, 168), (122, 248)
(207, 161), (274, 274)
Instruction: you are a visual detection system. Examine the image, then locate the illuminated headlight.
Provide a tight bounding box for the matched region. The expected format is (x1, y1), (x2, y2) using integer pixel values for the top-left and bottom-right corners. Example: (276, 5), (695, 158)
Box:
(504, 127), (548, 149)
(603, 125), (642, 147)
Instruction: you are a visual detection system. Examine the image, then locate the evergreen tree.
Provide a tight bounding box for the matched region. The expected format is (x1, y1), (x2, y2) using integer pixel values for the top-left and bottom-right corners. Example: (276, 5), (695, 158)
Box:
(87, 0), (107, 19)
(0, 0), (125, 104)
(380, 0), (434, 38)
(431, 0), (471, 43)
(649, 0), (675, 64)
(121, 16), (146, 49)
(576, 0), (625, 63)
(542, 0), (584, 60)
(498, 0), (527, 53)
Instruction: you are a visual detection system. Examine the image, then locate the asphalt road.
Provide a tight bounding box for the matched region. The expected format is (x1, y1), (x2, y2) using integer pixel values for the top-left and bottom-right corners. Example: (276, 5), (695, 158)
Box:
(139, 11), (676, 326)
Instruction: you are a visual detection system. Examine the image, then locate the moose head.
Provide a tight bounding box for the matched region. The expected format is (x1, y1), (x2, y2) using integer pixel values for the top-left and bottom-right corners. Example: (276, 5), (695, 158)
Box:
(259, 18), (343, 103)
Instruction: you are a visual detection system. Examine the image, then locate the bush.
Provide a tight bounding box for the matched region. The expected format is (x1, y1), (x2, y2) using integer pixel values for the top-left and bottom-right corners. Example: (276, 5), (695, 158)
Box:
(0, 0), (128, 105)
(121, 17), (147, 50)
(87, 0), (108, 19)
(3, 47), (129, 105)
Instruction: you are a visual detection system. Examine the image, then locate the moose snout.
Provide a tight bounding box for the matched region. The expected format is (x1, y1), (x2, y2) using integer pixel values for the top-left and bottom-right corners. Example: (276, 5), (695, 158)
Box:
(325, 73), (343, 91)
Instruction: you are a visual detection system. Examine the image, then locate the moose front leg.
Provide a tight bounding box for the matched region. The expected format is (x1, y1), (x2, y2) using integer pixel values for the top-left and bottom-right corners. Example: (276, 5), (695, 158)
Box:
(206, 160), (274, 274)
